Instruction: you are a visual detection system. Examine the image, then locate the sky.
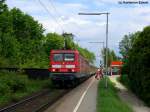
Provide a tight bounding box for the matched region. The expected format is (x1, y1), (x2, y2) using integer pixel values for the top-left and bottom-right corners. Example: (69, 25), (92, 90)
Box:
(6, 0), (150, 66)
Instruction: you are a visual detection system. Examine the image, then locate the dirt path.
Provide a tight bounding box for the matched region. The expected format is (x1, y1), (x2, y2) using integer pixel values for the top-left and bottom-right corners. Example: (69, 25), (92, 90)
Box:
(109, 75), (150, 112)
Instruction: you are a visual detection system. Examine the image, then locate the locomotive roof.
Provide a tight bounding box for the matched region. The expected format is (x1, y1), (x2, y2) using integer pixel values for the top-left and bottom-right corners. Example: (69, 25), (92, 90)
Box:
(51, 50), (79, 54)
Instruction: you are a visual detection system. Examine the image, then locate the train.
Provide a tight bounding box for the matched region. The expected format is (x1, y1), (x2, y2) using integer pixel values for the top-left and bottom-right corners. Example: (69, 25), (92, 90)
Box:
(49, 50), (96, 87)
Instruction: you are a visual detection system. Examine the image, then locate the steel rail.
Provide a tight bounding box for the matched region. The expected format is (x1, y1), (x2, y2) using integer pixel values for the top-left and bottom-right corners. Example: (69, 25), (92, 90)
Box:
(0, 90), (49, 112)
(33, 90), (70, 112)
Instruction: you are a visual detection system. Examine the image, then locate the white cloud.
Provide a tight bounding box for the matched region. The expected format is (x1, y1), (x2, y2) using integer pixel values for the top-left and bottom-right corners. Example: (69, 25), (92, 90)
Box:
(64, 3), (87, 9)
(63, 17), (92, 25)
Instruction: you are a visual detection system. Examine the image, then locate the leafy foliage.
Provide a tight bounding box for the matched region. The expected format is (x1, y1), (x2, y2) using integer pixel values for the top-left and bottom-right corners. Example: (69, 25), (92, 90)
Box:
(101, 48), (118, 66)
(119, 26), (150, 106)
(0, 0), (8, 14)
(118, 74), (130, 89)
(0, 71), (51, 106)
(0, 71), (27, 97)
(44, 33), (64, 55)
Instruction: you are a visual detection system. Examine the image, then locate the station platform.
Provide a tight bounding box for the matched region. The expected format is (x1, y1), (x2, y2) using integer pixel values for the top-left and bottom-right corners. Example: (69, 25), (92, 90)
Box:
(45, 76), (99, 112)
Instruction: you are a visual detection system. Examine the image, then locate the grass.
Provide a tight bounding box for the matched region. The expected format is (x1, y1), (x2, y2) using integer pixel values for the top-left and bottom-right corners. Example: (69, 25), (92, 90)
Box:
(97, 77), (133, 112)
(0, 71), (52, 107)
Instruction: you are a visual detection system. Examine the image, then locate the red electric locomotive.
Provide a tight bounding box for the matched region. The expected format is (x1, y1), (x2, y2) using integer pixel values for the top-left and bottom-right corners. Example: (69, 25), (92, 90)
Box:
(49, 50), (95, 86)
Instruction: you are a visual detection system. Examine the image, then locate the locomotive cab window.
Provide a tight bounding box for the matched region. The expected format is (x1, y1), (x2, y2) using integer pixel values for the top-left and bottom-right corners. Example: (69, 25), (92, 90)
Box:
(64, 53), (75, 61)
(53, 54), (63, 61)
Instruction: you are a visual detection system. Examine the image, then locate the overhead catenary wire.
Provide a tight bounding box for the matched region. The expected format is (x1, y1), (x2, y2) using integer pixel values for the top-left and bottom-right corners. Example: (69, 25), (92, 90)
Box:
(48, 0), (83, 48)
(43, 0), (84, 45)
(48, 0), (62, 19)
(38, 0), (64, 32)
(48, 0), (70, 32)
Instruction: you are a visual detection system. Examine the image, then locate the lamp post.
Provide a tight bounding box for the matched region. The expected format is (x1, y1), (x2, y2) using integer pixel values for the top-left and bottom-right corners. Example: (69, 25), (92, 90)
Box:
(79, 12), (109, 88)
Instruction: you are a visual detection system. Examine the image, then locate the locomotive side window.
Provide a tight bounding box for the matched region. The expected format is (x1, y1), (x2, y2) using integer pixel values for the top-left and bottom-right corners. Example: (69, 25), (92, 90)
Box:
(53, 54), (63, 61)
(64, 53), (75, 61)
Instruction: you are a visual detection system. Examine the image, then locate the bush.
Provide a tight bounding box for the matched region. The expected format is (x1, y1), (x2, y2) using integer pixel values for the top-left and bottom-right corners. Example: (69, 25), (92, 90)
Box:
(119, 74), (130, 88)
(123, 26), (150, 106)
(0, 71), (52, 106)
(0, 83), (11, 96)
(0, 72), (27, 93)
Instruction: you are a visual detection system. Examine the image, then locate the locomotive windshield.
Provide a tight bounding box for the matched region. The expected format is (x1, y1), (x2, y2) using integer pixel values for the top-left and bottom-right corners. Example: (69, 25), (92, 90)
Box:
(53, 54), (63, 61)
(53, 53), (75, 62)
(64, 53), (75, 61)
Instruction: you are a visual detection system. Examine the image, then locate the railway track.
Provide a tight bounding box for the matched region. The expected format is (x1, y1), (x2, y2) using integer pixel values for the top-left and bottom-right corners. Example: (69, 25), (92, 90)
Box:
(0, 89), (70, 112)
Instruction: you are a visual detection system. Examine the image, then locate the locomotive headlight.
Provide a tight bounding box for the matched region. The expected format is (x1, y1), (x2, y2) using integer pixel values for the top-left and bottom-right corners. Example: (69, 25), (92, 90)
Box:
(71, 69), (75, 72)
(66, 65), (75, 68)
(52, 69), (55, 72)
(52, 65), (61, 68)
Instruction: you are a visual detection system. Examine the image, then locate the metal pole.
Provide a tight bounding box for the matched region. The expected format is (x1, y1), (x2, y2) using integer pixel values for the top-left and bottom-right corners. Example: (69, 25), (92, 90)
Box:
(105, 13), (109, 88)
(102, 42), (104, 66)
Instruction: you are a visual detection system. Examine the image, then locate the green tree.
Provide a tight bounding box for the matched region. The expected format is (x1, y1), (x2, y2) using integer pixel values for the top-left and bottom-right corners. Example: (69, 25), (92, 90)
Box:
(120, 26), (150, 106)
(119, 32), (140, 58)
(44, 33), (64, 55)
(62, 33), (76, 49)
(0, 0), (8, 14)
(119, 32), (140, 74)
(9, 8), (45, 66)
(0, 4), (21, 66)
(101, 48), (118, 66)
(62, 32), (95, 63)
